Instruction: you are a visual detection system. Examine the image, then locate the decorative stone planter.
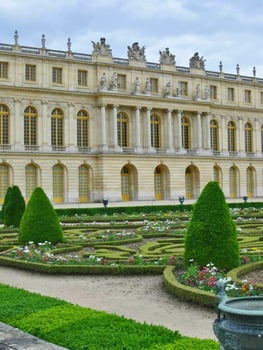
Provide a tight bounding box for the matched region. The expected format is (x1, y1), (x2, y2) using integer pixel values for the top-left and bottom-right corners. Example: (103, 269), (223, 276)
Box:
(213, 296), (263, 350)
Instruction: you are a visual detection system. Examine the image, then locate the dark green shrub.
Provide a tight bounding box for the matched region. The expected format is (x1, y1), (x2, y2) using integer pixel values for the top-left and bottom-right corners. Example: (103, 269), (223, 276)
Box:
(184, 181), (239, 270)
(19, 187), (63, 244)
(0, 186), (12, 220)
(4, 186), (25, 227)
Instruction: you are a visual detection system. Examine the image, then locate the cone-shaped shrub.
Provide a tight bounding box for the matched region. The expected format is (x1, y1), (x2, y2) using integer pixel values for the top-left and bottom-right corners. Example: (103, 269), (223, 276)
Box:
(19, 187), (63, 244)
(4, 186), (25, 227)
(1, 186), (12, 220)
(184, 181), (240, 271)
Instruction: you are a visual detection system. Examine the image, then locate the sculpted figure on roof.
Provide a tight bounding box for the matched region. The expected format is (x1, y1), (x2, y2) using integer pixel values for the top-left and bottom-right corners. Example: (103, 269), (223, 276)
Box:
(189, 52), (206, 69)
(159, 48), (175, 66)
(92, 37), (112, 56)
(127, 42), (146, 62)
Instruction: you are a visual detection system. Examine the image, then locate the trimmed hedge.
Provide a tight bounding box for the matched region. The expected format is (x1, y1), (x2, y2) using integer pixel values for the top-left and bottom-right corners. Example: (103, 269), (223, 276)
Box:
(163, 266), (215, 307)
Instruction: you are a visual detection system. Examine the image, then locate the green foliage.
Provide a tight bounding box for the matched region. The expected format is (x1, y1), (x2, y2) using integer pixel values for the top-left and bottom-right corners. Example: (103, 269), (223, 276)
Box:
(3, 186), (25, 227)
(184, 181), (240, 270)
(0, 186), (12, 220)
(18, 187), (63, 244)
(148, 337), (220, 349)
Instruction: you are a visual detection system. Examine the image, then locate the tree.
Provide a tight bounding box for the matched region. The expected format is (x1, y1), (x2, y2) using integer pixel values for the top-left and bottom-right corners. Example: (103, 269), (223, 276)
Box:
(4, 186), (25, 227)
(1, 186), (12, 221)
(19, 187), (64, 244)
(184, 181), (240, 271)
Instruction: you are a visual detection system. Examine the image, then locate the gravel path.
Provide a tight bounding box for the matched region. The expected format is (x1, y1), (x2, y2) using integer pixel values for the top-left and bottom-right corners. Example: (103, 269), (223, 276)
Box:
(0, 266), (217, 340)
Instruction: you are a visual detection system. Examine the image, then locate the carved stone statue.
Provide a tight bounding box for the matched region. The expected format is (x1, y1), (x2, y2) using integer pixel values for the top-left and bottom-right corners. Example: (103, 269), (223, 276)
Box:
(205, 85), (210, 100)
(196, 84), (201, 99)
(127, 42), (146, 62)
(159, 48), (175, 66)
(145, 78), (151, 94)
(92, 37), (112, 56)
(109, 72), (118, 91)
(189, 52), (206, 69)
(133, 77), (141, 94)
(99, 72), (107, 91)
(176, 82), (182, 96)
(165, 81), (172, 96)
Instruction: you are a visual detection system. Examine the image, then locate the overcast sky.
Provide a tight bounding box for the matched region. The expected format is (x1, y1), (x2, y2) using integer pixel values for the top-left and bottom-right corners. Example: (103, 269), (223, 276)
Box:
(0, 0), (262, 77)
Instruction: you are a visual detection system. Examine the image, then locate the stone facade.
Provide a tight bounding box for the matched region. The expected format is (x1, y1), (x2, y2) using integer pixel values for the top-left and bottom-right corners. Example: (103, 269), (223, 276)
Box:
(0, 32), (262, 204)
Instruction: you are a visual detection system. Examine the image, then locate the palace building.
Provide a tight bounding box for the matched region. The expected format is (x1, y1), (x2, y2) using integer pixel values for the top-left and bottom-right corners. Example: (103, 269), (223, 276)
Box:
(0, 32), (262, 204)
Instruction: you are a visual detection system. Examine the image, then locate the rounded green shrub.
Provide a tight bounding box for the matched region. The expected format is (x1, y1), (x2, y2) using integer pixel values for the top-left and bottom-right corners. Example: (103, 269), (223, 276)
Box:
(1, 186), (12, 220)
(19, 187), (64, 244)
(184, 181), (239, 270)
(4, 186), (25, 227)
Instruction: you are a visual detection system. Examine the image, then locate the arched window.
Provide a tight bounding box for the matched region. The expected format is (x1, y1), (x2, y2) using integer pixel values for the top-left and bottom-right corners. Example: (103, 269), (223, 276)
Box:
(79, 165), (90, 202)
(210, 119), (218, 151)
(229, 166), (238, 198)
(51, 108), (64, 147)
(244, 122), (253, 153)
(53, 164), (64, 203)
(181, 116), (190, 149)
(117, 112), (128, 147)
(24, 106), (37, 146)
(0, 163), (9, 203)
(227, 121), (236, 152)
(0, 104), (9, 145)
(213, 165), (222, 186)
(77, 110), (89, 148)
(151, 114), (160, 148)
(246, 166), (255, 198)
(25, 164), (37, 200)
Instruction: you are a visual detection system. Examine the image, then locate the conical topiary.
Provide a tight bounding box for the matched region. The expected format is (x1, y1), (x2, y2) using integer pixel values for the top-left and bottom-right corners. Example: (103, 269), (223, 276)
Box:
(4, 186), (25, 227)
(19, 187), (63, 244)
(1, 186), (12, 221)
(184, 181), (240, 271)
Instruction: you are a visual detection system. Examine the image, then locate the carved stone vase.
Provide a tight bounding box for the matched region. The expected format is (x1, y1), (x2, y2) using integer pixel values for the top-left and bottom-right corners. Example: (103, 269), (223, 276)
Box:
(213, 297), (263, 349)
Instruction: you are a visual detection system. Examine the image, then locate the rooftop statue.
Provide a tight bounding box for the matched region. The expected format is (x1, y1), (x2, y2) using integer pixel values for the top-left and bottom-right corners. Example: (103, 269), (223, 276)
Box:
(127, 42), (146, 62)
(189, 52), (206, 69)
(92, 37), (112, 56)
(159, 48), (175, 66)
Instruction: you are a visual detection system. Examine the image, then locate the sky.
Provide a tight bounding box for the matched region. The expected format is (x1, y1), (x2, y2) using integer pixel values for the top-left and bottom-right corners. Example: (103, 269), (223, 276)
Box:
(0, 0), (263, 77)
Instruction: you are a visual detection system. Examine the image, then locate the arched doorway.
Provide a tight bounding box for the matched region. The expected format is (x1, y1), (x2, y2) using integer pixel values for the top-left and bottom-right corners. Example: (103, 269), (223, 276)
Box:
(154, 165), (170, 200)
(229, 166), (239, 198)
(246, 166), (256, 198)
(121, 164), (138, 201)
(185, 165), (200, 199)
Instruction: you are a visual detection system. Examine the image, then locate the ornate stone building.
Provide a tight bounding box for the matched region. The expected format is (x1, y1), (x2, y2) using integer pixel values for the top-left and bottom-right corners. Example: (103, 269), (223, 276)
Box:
(0, 32), (262, 204)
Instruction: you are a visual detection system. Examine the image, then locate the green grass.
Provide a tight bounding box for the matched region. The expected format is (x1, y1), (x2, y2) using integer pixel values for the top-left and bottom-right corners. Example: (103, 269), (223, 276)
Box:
(0, 283), (219, 349)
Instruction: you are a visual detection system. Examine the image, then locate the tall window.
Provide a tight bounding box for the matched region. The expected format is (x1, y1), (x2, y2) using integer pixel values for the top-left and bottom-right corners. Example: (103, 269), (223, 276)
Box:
(24, 106), (37, 146)
(0, 164), (9, 204)
(0, 104), (9, 145)
(150, 78), (158, 93)
(213, 165), (222, 186)
(181, 116), (190, 149)
(261, 124), (263, 153)
(77, 110), (89, 148)
(244, 90), (251, 103)
(117, 112), (128, 147)
(78, 70), (87, 86)
(244, 122), (253, 153)
(227, 87), (234, 101)
(151, 114), (160, 148)
(180, 81), (188, 96)
(53, 164), (64, 203)
(52, 67), (63, 84)
(210, 85), (217, 99)
(227, 121), (236, 152)
(210, 119), (218, 151)
(51, 108), (64, 147)
(79, 165), (90, 202)
(25, 64), (36, 81)
(117, 74), (126, 89)
(25, 164), (37, 200)
(0, 62), (8, 79)
(229, 166), (238, 198)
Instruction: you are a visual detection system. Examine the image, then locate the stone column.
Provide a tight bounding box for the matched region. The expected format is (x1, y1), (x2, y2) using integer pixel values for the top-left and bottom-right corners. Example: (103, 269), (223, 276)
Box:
(196, 112), (202, 150)
(112, 104), (120, 150)
(255, 118), (261, 155)
(221, 116), (227, 155)
(238, 117), (244, 154)
(146, 107), (153, 151)
(135, 106), (142, 153)
(13, 99), (22, 150)
(100, 104), (107, 151)
(41, 101), (50, 152)
(177, 110), (182, 151)
(167, 109), (174, 153)
(205, 114), (211, 150)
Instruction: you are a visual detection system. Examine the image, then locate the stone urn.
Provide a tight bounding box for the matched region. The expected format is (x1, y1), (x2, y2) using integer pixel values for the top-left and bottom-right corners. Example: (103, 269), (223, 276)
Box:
(213, 296), (263, 349)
